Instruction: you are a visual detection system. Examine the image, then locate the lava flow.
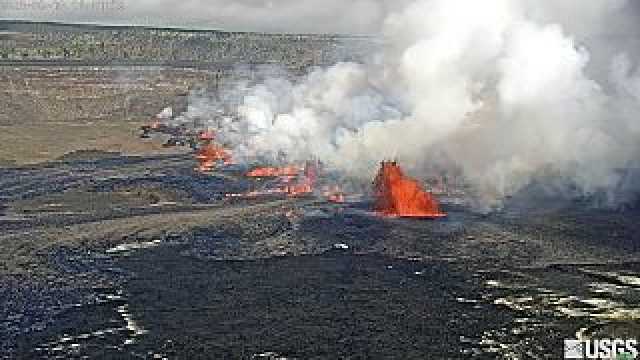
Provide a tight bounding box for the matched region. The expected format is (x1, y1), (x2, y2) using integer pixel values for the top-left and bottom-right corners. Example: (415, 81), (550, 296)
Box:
(284, 161), (318, 197)
(228, 161), (319, 198)
(323, 185), (345, 203)
(373, 161), (446, 219)
(246, 165), (300, 178)
(195, 143), (232, 172)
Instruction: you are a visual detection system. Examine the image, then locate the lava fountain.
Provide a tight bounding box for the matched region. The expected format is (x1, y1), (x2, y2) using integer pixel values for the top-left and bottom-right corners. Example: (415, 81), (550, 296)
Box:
(373, 161), (446, 218)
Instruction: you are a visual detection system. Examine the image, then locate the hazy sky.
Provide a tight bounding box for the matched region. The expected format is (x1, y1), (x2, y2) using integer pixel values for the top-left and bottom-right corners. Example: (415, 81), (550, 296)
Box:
(2, 0), (639, 35)
(1, 0), (409, 34)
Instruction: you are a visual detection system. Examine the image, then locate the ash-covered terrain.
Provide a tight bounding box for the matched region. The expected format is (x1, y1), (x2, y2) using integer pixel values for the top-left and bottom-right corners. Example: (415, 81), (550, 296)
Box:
(1, 151), (639, 359)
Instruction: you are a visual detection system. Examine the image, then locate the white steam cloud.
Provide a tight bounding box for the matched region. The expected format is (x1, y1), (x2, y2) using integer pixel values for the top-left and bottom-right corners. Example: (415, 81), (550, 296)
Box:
(180, 0), (640, 207)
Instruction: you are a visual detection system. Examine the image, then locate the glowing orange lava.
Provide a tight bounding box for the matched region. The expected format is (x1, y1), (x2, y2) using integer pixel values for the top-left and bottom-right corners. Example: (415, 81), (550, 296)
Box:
(373, 161), (446, 218)
(284, 161), (318, 197)
(230, 162), (318, 198)
(246, 166), (300, 178)
(195, 143), (232, 172)
(323, 185), (345, 203)
(284, 182), (311, 197)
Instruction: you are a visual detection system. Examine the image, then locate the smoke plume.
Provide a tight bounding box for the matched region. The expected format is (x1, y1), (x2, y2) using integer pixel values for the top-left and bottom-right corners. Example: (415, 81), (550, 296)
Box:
(181, 0), (640, 208)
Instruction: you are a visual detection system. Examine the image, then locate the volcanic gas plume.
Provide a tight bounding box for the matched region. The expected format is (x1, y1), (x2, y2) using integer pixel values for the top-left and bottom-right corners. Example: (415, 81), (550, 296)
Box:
(170, 0), (640, 209)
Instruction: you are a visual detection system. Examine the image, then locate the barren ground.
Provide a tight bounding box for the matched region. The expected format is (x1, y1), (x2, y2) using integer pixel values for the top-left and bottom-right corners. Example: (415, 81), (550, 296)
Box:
(1, 66), (639, 359)
(0, 66), (216, 165)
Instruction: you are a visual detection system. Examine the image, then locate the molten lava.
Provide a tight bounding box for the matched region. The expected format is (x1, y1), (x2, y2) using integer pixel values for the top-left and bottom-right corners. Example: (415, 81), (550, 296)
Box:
(285, 161), (318, 197)
(198, 130), (216, 141)
(246, 166), (300, 178)
(230, 161), (319, 198)
(323, 185), (345, 203)
(285, 182), (314, 197)
(303, 160), (318, 184)
(195, 143), (232, 172)
(373, 161), (446, 218)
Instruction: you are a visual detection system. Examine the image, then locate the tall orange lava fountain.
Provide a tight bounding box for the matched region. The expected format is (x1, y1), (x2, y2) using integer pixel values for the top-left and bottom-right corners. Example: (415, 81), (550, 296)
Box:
(373, 161), (446, 218)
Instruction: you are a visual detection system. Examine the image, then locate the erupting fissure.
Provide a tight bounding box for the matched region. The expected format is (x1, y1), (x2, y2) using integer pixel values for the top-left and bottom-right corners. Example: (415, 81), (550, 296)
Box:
(373, 161), (446, 219)
(324, 185), (345, 203)
(227, 161), (320, 198)
(195, 144), (233, 172)
(195, 130), (233, 172)
(246, 165), (300, 178)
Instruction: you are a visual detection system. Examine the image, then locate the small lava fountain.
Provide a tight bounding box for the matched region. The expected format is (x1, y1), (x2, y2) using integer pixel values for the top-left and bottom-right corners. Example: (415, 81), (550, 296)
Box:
(194, 129), (233, 172)
(373, 161), (446, 219)
(195, 144), (232, 172)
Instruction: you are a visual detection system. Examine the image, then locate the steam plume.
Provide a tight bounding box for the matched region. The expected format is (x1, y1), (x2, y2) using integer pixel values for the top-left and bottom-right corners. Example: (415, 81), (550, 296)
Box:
(181, 0), (640, 208)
